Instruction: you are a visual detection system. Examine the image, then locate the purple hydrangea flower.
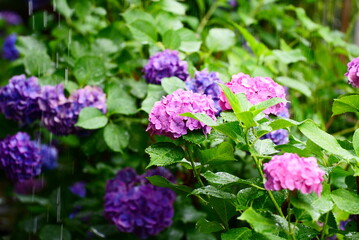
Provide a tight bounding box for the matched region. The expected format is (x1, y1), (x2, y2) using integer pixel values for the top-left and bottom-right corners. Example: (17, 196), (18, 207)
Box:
(14, 178), (45, 195)
(228, 0), (238, 8)
(186, 70), (223, 114)
(264, 153), (325, 196)
(39, 144), (58, 171)
(261, 129), (289, 145)
(69, 181), (86, 198)
(39, 85), (107, 135)
(147, 89), (217, 139)
(104, 167), (176, 239)
(219, 73), (287, 115)
(143, 50), (189, 84)
(0, 132), (41, 182)
(2, 34), (19, 61)
(345, 57), (359, 88)
(0, 11), (22, 25)
(0, 74), (42, 124)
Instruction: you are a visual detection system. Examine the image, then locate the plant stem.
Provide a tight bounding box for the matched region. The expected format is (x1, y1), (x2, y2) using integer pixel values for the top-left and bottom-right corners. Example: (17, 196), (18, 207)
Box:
(320, 212), (330, 240)
(186, 145), (205, 187)
(197, 1), (220, 34)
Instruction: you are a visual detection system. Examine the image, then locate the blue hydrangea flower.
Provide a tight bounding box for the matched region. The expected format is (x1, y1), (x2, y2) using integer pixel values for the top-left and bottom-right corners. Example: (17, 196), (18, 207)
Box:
(0, 11), (22, 25)
(39, 85), (107, 135)
(143, 49), (189, 84)
(104, 167), (176, 239)
(0, 132), (41, 182)
(0, 75), (41, 124)
(185, 70), (223, 114)
(69, 182), (86, 198)
(261, 109), (290, 145)
(2, 34), (19, 61)
(39, 144), (58, 171)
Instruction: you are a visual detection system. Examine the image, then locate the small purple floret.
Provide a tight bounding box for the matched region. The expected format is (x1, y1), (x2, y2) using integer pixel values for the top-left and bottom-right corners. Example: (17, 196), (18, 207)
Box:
(0, 132), (41, 182)
(104, 167), (176, 239)
(39, 144), (58, 171)
(2, 34), (19, 61)
(69, 181), (86, 198)
(345, 57), (359, 88)
(0, 11), (22, 25)
(143, 50), (189, 84)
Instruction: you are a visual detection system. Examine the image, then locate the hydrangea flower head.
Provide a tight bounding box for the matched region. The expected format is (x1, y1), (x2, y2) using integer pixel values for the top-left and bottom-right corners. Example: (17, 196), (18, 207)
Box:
(39, 85), (106, 135)
(0, 132), (41, 182)
(39, 144), (58, 171)
(264, 153), (325, 196)
(0, 74), (42, 124)
(0, 11), (22, 25)
(186, 70), (223, 113)
(2, 34), (19, 61)
(219, 73), (287, 115)
(104, 167), (176, 239)
(15, 178), (45, 195)
(345, 57), (359, 88)
(261, 129), (289, 145)
(147, 89), (217, 139)
(69, 182), (86, 198)
(143, 50), (189, 84)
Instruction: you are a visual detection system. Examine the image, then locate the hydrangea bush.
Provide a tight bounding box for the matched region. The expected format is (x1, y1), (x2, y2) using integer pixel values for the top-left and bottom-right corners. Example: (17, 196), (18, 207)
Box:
(0, 1), (359, 240)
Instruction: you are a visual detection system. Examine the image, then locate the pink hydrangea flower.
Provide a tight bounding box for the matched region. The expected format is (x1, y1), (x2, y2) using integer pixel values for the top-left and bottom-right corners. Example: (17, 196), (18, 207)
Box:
(345, 57), (359, 88)
(264, 153), (325, 196)
(219, 73), (287, 115)
(147, 89), (217, 139)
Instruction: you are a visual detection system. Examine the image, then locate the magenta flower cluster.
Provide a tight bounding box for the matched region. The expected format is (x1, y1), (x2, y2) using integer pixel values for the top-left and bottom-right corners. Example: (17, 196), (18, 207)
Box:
(219, 73), (287, 115)
(264, 153), (325, 196)
(147, 89), (217, 139)
(39, 85), (107, 135)
(185, 70), (223, 114)
(104, 167), (176, 239)
(345, 57), (359, 88)
(143, 49), (189, 84)
(0, 75), (107, 135)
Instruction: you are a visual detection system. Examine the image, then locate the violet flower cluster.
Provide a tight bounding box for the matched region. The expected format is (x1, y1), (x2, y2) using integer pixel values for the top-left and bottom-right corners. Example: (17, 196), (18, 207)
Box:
(261, 109), (290, 145)
(147, 89), (217, 139)
(143, 50), (189, 84)
(104, 167), (176, 239)
(264, 153), (325, 196)
(39, 85), (107, 135)
(14, 178), (45, 195)
(69, 181), (87, 198)
(0, 75), (41, 124)
(345, 57), (359, 88)
(219, 73), (287, 115)
(2, 34), (19, 61)
(186, 70), (223, 113)
(39, 144), (58, 171)
(0, 11), (22, 25)
(0, 132), (41, 182)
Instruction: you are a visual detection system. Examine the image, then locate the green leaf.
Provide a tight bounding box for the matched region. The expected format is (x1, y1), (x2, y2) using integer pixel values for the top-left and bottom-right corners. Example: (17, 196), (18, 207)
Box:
(291, 184), (333, 221)
(332, 205), (350, 228)
(238, 207), (278, 234)
(24, 50), (54, 76)
(122, 9), (154, 24)
(146, 175), (192, 194)
(103, 122), (129, 152)
(199, 142), (236, 163)
(353, 129), (359, 157)
(182, 130), (206, 145)
(161, 77), (185, 94)
(221, 228), (253, 240)
(196, 218), (225, 233)
(332, 94), (359, 116)
(16, 36), (47, 55)
(190, 185), (236, 199)
(128, 20), (157, 44)
(233, 24), (271, 56)
(252, 139), (277, 156)
(54, 0), (73, 19)
(178, 28), (202, 53)
(107, 86), (137, 115)
(142, 84), (166, 113)
(180, 112), (218, 126)
(145, 142), (185, 168)
(75, 107), (108, 129)
(236, 187), (265, 211)
(202, 171), (239, 185)
(163, 30), (181, 49)
(160, 0), (186, 15)
(74, 56), (106, 85)
(269, 118), (298, 131)
(298, 120), (356, 161)
(276, 76), (312, 97)
(331, 189), (359, 214)
(273, 49), (307, 64)
(40, 225), (71, 240)
(251, 98), (287, 116)
(206, 28), (236, 52)
(15, 194), (49, 206)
